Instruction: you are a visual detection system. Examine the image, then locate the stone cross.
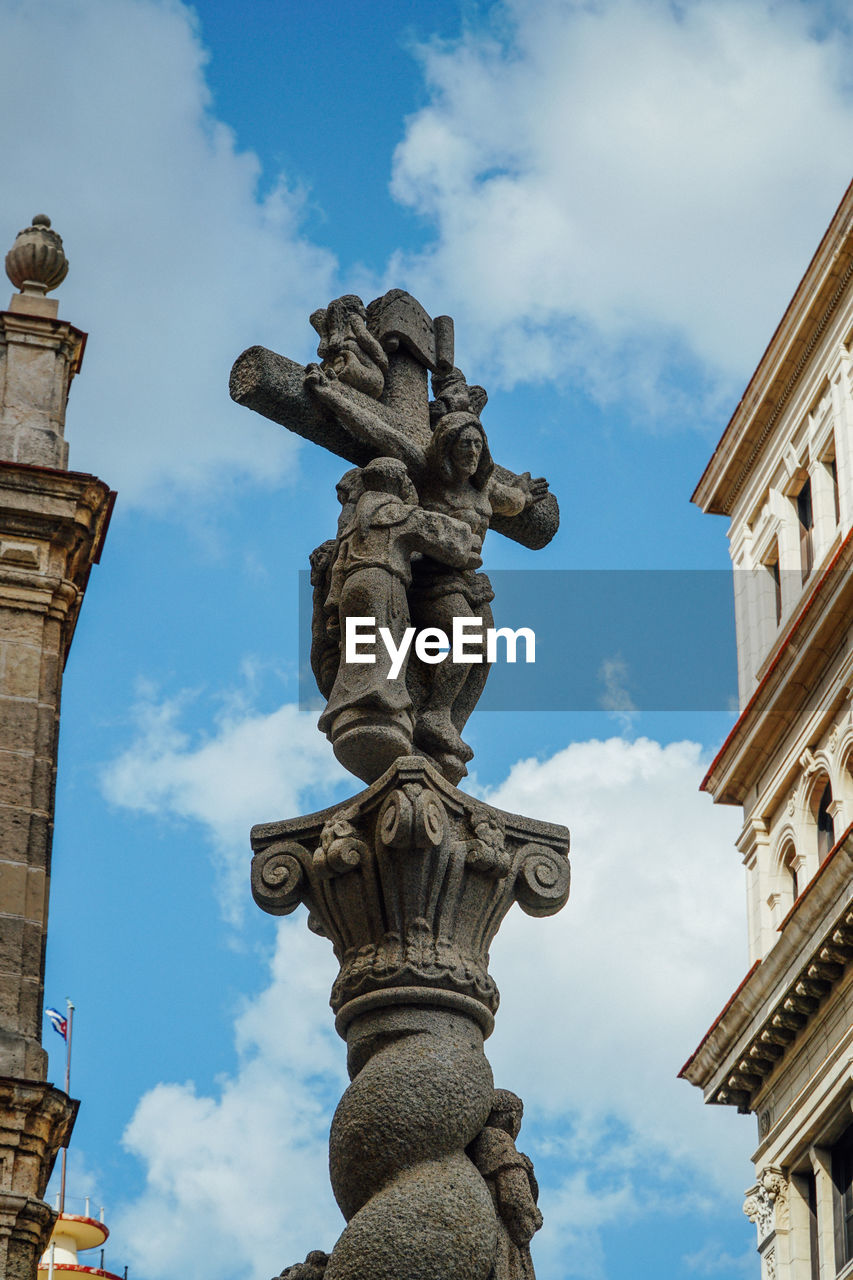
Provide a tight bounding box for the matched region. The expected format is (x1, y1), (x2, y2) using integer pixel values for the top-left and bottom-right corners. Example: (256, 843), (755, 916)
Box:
(229, 289), (559, 551)
(232, 291), (570, 1280)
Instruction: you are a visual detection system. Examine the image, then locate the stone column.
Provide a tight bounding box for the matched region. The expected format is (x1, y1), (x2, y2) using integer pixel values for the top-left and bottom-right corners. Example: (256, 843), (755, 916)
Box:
(252, 754), (570, 1280)
(0, 217), (113, 1280)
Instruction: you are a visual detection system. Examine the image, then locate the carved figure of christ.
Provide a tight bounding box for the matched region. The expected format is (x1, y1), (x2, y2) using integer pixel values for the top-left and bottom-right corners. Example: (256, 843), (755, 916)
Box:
(229, 293), (559, 551)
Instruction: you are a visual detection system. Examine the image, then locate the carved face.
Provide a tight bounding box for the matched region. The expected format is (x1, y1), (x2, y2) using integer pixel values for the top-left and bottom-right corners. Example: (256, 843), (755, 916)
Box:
(450, 425), (483, 476)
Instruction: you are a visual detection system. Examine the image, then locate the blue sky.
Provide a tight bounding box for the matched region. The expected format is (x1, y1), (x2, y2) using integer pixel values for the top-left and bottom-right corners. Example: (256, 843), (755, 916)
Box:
(3, 0), (853, 1277)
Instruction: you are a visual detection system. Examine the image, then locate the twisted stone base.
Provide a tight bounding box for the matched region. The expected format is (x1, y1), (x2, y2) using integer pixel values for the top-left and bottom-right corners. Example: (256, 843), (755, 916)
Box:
(253, 756), (570, 1280)
(327, 1006), (495, 1280)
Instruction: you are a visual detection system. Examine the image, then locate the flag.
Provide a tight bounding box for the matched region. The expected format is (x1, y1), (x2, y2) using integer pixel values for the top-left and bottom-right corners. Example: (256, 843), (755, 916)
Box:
(45, 1007), (67, 1040)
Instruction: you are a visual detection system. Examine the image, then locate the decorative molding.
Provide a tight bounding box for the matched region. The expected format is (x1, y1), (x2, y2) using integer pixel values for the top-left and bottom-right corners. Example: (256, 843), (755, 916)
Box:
(743, 1169), (788, 1242)
(252, 755), (570, 1027)
(723, 255), (853, 515)
(713, 897), (853, 1110)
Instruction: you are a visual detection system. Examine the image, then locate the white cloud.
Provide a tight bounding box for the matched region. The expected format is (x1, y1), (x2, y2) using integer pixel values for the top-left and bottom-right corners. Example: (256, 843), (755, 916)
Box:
(0, 0), (337, 506)
(4, 0), (845, 507)
(115, 924), (345, 1280)
(598, 655), (637, 733)
(684, 1239), (755, 1276)
(100, 685), (348, 920)
(388, 0), (853, 413)
(110, 729), (753, 1279)
(482, 738), (749, 1188)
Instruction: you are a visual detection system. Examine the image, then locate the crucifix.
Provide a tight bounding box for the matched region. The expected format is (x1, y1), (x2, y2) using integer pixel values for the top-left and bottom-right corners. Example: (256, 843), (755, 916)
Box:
(233, 289), (570, 1280)
(230, 289), (559, 784)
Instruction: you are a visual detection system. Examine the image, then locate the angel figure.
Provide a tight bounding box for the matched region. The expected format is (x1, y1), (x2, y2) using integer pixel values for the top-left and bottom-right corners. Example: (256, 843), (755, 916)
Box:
(309, 294), (389, 399)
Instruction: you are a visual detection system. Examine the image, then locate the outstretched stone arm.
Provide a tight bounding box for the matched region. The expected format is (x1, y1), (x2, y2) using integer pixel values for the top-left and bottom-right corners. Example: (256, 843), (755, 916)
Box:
(489, 472), (550, 518)
(230, 346), (375, 466)
(304, 364), (425, 477)
(229, 346), (561, 549)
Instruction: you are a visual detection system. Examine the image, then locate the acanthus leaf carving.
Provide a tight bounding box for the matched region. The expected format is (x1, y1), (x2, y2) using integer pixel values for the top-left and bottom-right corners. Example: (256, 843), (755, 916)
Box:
(743, 1169), (788, 1242)
(251, 757), (570, 1020)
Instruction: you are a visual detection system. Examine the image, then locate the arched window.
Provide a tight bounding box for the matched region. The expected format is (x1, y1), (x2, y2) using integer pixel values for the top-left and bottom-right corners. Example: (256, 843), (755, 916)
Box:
(817, 781), (835, 860)
(783, 845), (799, 901)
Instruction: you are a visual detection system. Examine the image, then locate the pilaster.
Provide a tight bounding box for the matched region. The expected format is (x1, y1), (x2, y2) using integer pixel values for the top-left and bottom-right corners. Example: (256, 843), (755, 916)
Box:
(0, 463), (112, 1080)
(0, 216), (113, 1280)
(252, 754), (570, 1278)
(0, 1078), (76, 1280)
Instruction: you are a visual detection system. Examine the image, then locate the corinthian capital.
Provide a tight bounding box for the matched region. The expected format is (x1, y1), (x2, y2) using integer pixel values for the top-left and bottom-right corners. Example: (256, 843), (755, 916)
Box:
(250, 754), (570, 1035)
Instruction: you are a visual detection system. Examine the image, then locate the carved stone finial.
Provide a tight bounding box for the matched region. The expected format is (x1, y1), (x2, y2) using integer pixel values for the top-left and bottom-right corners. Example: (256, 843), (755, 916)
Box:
(5, 215), (69, 296)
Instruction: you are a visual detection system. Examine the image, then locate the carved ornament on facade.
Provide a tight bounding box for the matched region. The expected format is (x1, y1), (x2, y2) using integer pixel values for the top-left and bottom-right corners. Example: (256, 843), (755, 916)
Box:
(5, 214), (68, 295)
(743, 1169), (788, 1241)
(713, 892), (853, 1111)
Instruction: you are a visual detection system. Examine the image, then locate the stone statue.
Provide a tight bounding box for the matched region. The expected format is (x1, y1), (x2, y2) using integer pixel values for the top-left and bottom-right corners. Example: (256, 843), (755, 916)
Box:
(231, 290), (558, 785)
(314, 454), (480, 781)
(273, 1250), (329, 1280)
(231, 291), (570, 1280)
(303, 360), (547, 782)
(468, 1090), (543, 1280)
(309, 295), (388, 399)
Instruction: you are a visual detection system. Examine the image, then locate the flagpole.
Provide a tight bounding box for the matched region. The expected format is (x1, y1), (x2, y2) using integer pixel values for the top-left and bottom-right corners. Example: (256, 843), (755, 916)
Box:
(59, 1000), (74, 1216)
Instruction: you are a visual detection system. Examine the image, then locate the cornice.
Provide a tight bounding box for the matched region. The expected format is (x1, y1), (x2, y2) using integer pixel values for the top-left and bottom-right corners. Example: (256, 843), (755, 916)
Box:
(680, 824), (853, 1112)
(0, 461), (115, 660)
(0, 310), (87, 375)
(702, 528), (853, 804)
(693, 179), (853, 517)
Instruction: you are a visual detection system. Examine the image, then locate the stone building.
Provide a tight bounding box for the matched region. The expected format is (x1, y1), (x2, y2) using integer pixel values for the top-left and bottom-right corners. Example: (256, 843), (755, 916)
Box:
(0, 217), (113, 1280)
(682, 178), (853, 1280)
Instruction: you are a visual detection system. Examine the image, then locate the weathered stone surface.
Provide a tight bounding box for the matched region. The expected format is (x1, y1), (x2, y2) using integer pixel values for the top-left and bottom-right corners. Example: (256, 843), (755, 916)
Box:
(232, 290), (558, 785)
(312, 455), (480, 782)
(252, 754), (570, 1024)
(5, 217), (68, 297)
(325, 1007), (496, 1280)
(240, 293), (568, 1279)
(469, 1089), (542, 1279)
(0, 219), (112, 1280)
(0, 1078), (77, 1280)
(274, 1251), (330, 1280)
(0, 466), (112, 1081)
(252, 756), (568, 1278)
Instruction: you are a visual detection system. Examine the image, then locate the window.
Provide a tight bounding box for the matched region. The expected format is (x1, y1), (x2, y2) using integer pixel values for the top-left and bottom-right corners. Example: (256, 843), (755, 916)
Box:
(770, 554), (782, 626)
(798, 477), (815, 582)
(818, 782), (835, 861)
(807, 1170), (821, 1280)
(833, 1124), (853, 1271)
(830, 457), (841, 526)
(783, 844), (799, 901)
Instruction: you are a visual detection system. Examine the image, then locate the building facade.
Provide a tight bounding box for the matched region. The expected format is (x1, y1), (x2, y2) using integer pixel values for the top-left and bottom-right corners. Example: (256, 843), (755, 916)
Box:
(0, 217), (113, 1280)
(682, 179), (853, 1280)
